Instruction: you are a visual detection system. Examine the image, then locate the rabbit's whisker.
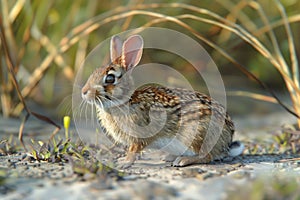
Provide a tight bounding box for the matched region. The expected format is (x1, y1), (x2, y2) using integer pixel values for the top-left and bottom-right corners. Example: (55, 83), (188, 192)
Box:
(92, 100), (95, 127)
(80, 101), (87, 124)
(78, 100), (85, 120)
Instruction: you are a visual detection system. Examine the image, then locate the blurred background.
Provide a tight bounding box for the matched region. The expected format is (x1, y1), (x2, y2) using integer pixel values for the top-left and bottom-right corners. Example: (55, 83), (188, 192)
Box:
(1, 0), (300, 121)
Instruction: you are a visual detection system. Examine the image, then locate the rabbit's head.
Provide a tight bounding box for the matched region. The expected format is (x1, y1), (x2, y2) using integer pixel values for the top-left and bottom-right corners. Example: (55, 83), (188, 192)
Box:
(81, 35), (143, 108)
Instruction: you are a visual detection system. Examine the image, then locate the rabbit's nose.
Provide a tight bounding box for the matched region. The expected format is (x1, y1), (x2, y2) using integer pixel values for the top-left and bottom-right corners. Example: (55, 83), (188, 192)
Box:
(82, 90), (88, 95)
(82, 85), (89, 96)
(81, 86), (91, 101)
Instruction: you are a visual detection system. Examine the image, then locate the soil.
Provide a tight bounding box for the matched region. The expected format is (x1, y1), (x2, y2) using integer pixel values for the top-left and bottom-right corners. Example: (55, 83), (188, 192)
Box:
(0, 112), (300, 200)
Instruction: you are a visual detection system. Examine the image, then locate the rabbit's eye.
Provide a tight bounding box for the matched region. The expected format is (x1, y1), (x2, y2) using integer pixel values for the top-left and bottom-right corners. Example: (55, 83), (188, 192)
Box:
(104, 74), (116, 84)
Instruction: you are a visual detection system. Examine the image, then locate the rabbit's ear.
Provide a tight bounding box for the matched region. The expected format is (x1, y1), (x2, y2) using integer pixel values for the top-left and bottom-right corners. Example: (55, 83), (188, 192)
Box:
(122, 35), (143, 71)
(110, 35), (123, 64)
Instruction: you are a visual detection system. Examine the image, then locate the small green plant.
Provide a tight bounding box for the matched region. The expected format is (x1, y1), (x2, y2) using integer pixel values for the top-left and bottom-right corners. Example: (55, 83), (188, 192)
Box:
(71, 158), (125, 181)
(273, 124), (300, 154)
(244, 139), (279, 155)
(27, 115), (85, 162)
(25, 116), (123, 180)
(28, 136), (125, 180)
(227, 174), (300, 200)
(29, 138), (72, 162)
(0, 168), (8, 187)
(0, 135), (21, 155)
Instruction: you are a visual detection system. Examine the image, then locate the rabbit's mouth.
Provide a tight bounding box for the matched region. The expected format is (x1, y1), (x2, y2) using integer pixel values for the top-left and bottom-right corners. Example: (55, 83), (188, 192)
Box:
(104, 95), (111, 101)
(81, 90), (96, 105)
(81, 85), (103, 105)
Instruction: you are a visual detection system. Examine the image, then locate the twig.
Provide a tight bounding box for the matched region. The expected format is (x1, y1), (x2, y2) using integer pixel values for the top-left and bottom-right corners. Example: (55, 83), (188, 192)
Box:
(18, 113), (30, 150)
(279, 157), (300, 162)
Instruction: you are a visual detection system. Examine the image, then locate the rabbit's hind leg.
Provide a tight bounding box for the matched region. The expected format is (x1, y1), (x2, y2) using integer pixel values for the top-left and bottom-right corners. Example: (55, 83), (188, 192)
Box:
(172, 154), (212, 167)
(161, 153), (178, 162)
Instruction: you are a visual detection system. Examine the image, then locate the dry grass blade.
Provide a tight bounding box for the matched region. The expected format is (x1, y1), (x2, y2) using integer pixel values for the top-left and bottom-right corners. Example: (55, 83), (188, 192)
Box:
(247, 1), (300, 123)
(254, 14), (300, 36)
(227, 91), (278, 104)
(18, 113), (30, 150)
(1, 0), (18, 67)
(249, 1), (289, 76)
(216, 0), (259, 43)
(12, 25), (74, 114)
(74, 1), (99, 72)
(0, 17), (30, 114)
(275, 0), (299, 88)
(0, 16), (61, 150)
(8, 1), (98, 114)
(275, 0), (300, 123)
(31, 24), (74, 80)
(250, 0), (300, 127)
(20, 53), (56, 99)
(31, 111), (61, 140)
(8, 0), (25, 22)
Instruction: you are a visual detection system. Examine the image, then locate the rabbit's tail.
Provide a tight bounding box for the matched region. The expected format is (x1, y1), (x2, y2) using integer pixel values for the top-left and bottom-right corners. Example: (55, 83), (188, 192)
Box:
(229, 141), (244, 157)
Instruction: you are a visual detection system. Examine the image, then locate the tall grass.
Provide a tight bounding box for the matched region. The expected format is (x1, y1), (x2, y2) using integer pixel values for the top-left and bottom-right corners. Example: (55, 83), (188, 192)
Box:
(1, 0), (300, 128)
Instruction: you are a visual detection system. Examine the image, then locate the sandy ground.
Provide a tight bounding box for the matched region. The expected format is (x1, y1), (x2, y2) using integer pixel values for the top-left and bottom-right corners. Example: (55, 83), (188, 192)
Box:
(1, 112), (300, 200)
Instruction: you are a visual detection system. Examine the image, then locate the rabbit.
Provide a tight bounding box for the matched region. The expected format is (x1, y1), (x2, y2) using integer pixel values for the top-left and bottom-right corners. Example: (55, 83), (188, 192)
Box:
(81, 34), (244, 168)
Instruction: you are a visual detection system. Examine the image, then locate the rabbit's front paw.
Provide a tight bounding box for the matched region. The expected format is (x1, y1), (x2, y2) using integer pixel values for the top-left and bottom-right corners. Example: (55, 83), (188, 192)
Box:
(172, 156), (192, 167)
(117, 152), (137, 169)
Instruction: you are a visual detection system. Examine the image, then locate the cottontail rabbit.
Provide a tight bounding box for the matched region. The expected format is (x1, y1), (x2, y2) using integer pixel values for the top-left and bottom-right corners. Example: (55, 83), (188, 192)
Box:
(81, 35), (244, 168)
